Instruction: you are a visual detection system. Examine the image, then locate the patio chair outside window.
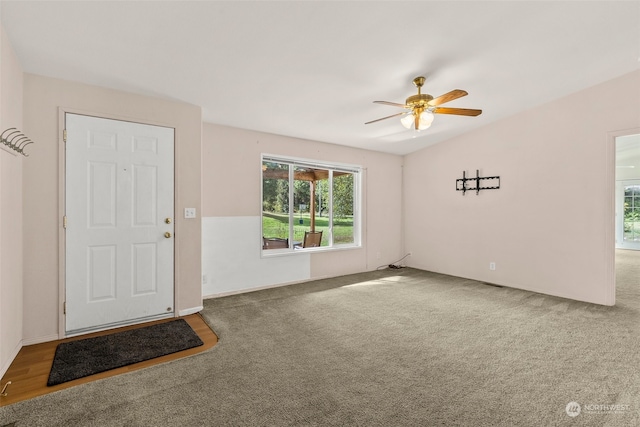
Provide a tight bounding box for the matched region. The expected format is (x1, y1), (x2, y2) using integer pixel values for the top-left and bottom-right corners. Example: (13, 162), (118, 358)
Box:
(302, 231), (322, 248)
(263, 237), (288, 249)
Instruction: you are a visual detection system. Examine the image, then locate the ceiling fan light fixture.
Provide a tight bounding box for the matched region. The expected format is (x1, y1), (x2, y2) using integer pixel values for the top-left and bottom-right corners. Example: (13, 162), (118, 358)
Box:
(400, 114), (414, 129)
(418, 110), (434, 130)
(400, 110), (434, 130)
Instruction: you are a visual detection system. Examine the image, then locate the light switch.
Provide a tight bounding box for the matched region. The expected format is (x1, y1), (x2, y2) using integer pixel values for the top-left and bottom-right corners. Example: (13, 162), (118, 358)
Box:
(184, 208), (196, 219)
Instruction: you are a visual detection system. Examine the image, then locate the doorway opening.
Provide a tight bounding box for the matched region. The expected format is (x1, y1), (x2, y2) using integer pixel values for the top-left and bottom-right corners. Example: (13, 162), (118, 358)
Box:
(615, 134), (640, 250)
(614, 132), (640, 305)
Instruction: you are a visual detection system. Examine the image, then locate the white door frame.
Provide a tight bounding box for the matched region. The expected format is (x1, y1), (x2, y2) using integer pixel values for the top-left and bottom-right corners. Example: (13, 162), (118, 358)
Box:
(57, 107), (177, 338)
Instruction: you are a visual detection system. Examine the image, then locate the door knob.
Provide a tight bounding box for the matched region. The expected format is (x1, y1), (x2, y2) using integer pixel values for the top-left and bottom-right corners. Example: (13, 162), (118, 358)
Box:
(165, 218), (172, 224)
(164, 232), (172, 238)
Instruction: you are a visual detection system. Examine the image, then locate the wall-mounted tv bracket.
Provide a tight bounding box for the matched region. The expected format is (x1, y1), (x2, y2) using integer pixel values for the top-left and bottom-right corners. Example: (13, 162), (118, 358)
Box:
(456, 170), (500, 195)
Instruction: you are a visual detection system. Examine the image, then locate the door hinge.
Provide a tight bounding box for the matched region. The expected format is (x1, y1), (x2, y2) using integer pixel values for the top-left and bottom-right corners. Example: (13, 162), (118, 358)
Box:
(63, 129), (67, 142)
(63, 301), (66, 315)
(63, 215), (67, 229)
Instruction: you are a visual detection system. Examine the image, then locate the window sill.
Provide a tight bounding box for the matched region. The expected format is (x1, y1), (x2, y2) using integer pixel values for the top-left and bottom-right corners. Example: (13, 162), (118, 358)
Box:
(261, 243), (361, 258)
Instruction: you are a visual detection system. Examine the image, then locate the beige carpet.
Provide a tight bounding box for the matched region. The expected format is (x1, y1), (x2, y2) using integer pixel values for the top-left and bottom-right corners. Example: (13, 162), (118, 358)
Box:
(1, 253), (639, 426)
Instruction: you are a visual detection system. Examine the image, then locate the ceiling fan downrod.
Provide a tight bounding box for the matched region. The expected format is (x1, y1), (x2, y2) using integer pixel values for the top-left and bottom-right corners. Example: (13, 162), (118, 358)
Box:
(405, 76), (433, 108)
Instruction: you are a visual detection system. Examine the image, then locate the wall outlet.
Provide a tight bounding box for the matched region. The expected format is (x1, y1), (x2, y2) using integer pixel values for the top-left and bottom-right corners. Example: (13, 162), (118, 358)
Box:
(489, 262), (496, 271)
(184, 207), (196, 219)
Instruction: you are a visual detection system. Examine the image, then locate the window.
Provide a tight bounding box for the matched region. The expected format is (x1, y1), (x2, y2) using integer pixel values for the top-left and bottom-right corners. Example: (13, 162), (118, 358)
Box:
(262, 154), (361, 253)
(624, 184), (640, 242)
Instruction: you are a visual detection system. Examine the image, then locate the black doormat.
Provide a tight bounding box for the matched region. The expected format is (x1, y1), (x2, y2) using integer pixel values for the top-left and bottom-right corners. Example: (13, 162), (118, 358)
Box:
(47, 319), (203, 386)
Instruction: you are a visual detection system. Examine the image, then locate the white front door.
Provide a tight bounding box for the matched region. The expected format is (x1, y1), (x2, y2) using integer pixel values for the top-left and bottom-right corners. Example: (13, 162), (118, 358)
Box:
(65, 113), (175, 334)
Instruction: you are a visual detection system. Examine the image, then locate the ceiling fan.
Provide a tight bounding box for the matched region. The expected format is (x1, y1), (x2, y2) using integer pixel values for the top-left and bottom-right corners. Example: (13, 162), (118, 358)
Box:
(365, 76), (482, 131)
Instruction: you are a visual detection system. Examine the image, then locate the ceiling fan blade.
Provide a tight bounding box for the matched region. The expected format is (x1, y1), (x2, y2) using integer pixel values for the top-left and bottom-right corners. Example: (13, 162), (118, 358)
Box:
(365, 111), (407, 125)
(428, 89), (468, 106)
(373, 100), (409, 108)
(433, 107), (482, 116)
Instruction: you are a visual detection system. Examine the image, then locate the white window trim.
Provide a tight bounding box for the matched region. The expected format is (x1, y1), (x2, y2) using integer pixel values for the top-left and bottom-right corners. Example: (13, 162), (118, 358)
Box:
(261, 153), (362, 256)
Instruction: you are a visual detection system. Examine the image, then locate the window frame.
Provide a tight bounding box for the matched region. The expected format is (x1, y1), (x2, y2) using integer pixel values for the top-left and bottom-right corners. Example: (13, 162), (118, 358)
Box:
(261, 153), (362, 255)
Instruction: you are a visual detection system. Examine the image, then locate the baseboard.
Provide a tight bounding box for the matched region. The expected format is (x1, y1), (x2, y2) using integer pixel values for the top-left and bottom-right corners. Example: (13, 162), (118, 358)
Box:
(0, 339), (22, 379)
(179, 306), (203, 316)
(203, 275), (337, 299)
(407, 263), (611, 306)
(21, 334), (60, 346)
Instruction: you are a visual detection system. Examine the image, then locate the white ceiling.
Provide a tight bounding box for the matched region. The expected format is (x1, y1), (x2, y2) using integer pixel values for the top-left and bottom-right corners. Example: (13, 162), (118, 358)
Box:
(1, 1), (639, 155)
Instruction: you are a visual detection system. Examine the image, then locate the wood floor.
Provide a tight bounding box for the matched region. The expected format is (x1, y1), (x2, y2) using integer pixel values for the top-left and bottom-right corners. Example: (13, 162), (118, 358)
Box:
(0, 314), (218, 407)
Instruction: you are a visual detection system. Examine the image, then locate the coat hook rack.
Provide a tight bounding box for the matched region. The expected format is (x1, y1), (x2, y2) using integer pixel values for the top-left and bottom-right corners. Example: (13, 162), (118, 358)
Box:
(456, 170), (500, 195)
(0, 380), (11, 397)
(1, 127), (35, 156)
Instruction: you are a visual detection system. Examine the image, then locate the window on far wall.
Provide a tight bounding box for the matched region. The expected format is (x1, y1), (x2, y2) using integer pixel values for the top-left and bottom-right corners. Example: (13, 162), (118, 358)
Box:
(261, 154), (361, 253)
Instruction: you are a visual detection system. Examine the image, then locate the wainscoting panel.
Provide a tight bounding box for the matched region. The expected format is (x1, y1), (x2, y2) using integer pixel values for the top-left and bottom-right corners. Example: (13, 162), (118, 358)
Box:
(202, 216), (310, 297)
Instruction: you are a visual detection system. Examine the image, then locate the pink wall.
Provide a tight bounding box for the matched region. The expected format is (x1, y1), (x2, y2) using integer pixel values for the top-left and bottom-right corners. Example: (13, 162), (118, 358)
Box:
(0, 23), (24, 377)
(202, 123), (404, 292)
(22, 74), (202, 343)
(404, 70), (640, 305)
(4, 45), (636, 360)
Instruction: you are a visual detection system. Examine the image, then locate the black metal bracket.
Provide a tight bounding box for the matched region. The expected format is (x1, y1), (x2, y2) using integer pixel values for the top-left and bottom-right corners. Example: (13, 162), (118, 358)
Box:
(456, 170), (500, 195)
